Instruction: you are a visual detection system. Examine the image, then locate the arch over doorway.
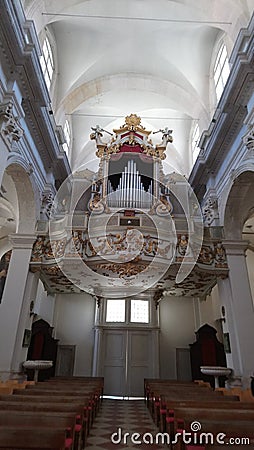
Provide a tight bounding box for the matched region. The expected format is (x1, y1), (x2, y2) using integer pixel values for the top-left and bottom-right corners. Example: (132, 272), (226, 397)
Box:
(4, 160), (39, 235)
(223, 170), (254, 240)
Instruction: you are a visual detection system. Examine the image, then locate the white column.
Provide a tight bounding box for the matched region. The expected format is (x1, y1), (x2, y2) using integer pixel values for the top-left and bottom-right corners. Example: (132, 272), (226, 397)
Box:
(11, 271), (40, 373)
(0, 233), (36, 380)
(102, 155), (110, 199)
(0, 141), (9, 187)
(92, 326), (104, 376)
(153, 158), (160, 203)
(151, 329), (160, 378)
(217, 240), (254, 385)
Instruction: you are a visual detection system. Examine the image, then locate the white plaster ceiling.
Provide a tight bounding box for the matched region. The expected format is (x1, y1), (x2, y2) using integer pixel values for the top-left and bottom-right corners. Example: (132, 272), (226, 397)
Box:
(24, 0), (254, 174)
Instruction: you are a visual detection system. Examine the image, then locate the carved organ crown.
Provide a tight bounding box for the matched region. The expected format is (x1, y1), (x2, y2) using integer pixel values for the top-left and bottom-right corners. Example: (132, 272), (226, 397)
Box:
(89, 114), (173, 214)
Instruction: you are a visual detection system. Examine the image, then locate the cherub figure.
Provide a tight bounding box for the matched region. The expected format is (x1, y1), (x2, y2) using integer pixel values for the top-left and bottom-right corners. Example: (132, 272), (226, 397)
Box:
(153, 127), (173, 146)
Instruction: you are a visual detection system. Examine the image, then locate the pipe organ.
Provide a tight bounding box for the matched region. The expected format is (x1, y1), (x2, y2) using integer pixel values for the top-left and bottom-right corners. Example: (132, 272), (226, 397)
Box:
(89, 113), (173, 214)
(31, 113), (228, 300)
(107, 159), (153, 209)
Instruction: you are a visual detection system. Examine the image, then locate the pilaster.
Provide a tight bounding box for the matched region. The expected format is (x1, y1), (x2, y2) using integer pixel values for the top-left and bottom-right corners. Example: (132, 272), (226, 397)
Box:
(0, 233), (36, 379)
(92, 327), (104, 376)
(217, 240), (254, 385)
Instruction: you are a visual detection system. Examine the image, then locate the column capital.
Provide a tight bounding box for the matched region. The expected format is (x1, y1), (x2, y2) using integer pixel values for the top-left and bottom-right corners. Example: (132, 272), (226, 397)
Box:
(9, 233), (37, 249)
(222, 239), (249, 256)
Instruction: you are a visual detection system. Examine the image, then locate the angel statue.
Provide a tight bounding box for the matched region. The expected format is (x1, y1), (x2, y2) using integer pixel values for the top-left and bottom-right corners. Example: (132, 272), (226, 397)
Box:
(153, 127), (173, 146)
(90, 125), (113, 143)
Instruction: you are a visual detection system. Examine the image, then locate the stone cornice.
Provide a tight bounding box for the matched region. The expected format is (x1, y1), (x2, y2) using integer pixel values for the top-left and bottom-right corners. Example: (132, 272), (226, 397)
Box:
(0, 1), (71, 184)
(222, 240), (249, 256)
(9, 233), (37, 249)
(189, 16), (254, 200)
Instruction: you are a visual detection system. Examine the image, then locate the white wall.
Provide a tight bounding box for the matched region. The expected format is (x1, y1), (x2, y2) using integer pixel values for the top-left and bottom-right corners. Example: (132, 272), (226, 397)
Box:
(53, 293), (95, 376)
(199, 285), (223, 341)
(159, 296), (196, 379)
(34, 281), (56, 326)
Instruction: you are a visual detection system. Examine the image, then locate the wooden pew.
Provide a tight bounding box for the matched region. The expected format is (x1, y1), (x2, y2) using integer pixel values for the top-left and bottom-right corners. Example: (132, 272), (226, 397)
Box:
(145, 380), (239, 431)
(145, 380), (215, 415)
(0, 386), (13, 394)
(165, 400), (254, 449)
(145, 379), (254, 450)
(0, 377), (103, 449)
(0, 399), (87, 447)
(0, 426), (73, 450)
(154, 389), (237, 429)
(22, 382), (102, 420)
(177, 418), (254, 450)
(159, 394), (239, 432)
(0, 411), (81, 450)
(216, 387), (254, 402)
(172, 405), (254, 430)
(12, 389), (98, 428)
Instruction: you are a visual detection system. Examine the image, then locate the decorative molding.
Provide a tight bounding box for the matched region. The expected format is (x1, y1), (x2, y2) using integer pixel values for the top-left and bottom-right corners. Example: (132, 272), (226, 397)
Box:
(94, 295), (102, 308)
(153, 289), (164, 309)
(90, 114), (172, 160)
(40, 189), (56, 219)
(222, 240), (249, 256)
(93, 261), (147, 278)
(0, 100), (23, 147)
(9, 233), (37, 249)
(242, 123), (254, 151)
(202, 196), (219, 226)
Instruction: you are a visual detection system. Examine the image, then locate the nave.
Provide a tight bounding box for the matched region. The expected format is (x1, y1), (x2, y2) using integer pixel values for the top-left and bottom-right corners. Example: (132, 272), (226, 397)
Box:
(0, 376), (254, 449)
(85, 399), (167, 450)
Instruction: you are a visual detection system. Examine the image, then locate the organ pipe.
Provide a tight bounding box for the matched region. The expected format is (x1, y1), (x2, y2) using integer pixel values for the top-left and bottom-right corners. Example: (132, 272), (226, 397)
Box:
(107, 160), (153, 208)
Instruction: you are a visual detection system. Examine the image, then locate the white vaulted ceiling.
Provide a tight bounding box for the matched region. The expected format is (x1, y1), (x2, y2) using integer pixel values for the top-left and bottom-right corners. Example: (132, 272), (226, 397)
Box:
(23, 0), (254, 174)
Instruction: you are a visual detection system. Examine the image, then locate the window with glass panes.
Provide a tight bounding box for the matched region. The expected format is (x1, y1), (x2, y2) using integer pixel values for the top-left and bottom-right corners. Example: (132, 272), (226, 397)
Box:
(130, 299), (149, 323)
(191, 122), (200, 163)
(40, 36), (54, 90)
(105, 299), (149, 324)
(63, 120), (71, 157)
(106, 300), (125, 322)
(214, 44), (230, 102)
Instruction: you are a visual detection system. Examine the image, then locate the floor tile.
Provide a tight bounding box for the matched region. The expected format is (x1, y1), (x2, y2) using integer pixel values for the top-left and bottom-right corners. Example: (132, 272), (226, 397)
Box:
(86, 399), (167, 449)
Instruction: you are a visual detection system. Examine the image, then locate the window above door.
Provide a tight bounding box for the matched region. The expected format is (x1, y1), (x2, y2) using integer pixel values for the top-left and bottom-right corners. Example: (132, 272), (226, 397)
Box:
(104, 298), (151, 326)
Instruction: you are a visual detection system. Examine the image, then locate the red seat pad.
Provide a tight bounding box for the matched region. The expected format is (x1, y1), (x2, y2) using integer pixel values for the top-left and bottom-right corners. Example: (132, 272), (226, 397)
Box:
(65, 438), (73, 449)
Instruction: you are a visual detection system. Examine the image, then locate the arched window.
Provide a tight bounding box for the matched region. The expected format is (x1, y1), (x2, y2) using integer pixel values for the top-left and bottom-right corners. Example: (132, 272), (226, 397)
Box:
(62, 119), (71, 157)
(40, 36), (54, 90)
(213, 44), (230, 103)
(191, 122), (200, 163)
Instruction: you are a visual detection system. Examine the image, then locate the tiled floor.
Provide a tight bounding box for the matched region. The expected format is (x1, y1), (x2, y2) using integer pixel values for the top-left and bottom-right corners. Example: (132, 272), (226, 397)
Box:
(86, 399), (167, 449)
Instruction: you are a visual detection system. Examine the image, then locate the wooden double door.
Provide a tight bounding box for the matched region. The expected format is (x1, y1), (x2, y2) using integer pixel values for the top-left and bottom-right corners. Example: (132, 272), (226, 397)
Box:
(102, 328), (158, 397)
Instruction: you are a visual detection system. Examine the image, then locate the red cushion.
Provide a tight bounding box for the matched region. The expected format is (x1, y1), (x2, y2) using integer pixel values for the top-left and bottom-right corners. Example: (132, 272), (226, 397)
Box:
(65, 438), (73, 449)
(166, 417), (174, 423)
(75, 424), (82, 432)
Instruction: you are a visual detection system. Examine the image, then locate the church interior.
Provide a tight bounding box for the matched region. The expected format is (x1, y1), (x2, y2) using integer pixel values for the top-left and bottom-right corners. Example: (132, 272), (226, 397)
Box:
(0, 0), (254, 448)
